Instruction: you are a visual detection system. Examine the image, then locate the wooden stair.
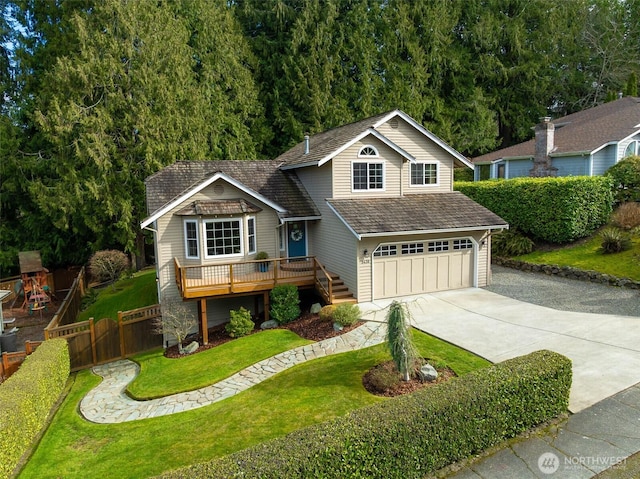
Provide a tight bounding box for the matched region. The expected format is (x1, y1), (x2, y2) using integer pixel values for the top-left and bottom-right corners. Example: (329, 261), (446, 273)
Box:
(328, 273), (357, 304)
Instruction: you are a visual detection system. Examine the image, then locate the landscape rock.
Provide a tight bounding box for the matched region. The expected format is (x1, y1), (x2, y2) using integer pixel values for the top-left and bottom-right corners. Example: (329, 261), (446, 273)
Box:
(333, 322), (344, 332)
(182, 341), (199, 354)
(261, 320), (279, 330)
(418, 363), (438, 382)
(310, 303), (322, 314)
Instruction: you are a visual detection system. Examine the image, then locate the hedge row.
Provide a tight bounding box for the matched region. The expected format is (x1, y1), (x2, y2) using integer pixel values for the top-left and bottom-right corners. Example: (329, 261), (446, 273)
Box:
(455, 176), (614, 243)
(159, 350), (571, 479)
(0, 339), (70, 479)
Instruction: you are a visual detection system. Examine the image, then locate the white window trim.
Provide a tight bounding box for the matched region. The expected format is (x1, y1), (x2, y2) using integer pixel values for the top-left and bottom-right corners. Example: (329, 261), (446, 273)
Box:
(184, 219), (200, 259)
(358, 145), (379, 157)
(247, 216), (257, 255)
(203, 218), (244, 259)
(624, 139), (639, 158)
(409, 161), (439, 187)
(351, 160), (386, 192)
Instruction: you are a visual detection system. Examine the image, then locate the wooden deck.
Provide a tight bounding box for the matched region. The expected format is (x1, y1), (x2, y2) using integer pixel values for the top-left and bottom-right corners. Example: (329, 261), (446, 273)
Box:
(174, 256), (350, 304)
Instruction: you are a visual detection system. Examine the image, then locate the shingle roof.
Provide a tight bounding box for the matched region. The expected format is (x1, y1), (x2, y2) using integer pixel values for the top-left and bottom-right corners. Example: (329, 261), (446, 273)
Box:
(145, 160), (320, 219)
(328, 193), (508, 236)
(275, 111), (394, 167)
(175, 199), (262, 216)
(473, 96), (640, 163)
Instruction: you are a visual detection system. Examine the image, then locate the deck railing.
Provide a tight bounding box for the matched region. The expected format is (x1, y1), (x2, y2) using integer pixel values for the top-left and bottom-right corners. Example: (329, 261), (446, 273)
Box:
(174, 256), (334, 300)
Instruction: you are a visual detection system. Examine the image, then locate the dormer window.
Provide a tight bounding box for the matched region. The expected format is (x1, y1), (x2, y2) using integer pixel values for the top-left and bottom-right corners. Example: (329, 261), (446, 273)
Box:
(358, 145), (378, 157)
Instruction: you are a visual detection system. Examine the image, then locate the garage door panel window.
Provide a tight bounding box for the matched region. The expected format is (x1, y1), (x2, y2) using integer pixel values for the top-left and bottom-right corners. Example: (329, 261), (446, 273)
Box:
(453, 239), (473, 250)
(374, 245), (397, 257)
(428, 241), (449, 252)
(401, 243), (424, 255)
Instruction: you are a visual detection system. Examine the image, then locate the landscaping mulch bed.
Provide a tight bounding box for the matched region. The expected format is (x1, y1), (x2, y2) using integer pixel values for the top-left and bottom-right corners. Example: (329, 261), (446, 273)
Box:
(164, 312), (362, 359)
(362, 360), (456, 397)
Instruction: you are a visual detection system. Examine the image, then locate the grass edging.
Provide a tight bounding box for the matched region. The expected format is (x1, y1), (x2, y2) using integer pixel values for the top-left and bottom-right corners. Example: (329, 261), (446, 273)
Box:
(0, 339), (70, 479)
(158, 349), (571, 479)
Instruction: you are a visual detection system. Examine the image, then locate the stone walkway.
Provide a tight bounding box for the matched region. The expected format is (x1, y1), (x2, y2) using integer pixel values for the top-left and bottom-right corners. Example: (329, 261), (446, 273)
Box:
(80, 319), (386, 423)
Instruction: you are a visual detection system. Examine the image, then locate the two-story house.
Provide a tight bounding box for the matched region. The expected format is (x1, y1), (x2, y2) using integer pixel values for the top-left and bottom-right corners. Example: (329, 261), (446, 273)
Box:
(142, 110), (507, 344)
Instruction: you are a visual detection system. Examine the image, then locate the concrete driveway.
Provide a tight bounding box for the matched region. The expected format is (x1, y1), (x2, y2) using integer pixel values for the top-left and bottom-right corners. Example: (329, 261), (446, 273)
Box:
(359, 288), (640, 413)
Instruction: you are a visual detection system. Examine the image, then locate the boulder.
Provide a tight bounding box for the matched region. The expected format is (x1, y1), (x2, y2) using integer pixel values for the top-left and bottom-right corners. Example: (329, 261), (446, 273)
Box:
(182, 341), (199, 354)
(418, 363), (438, 382)
(261, 320), (279, 330)
(333, 322), (344, 332)
(310, 303), (322, 314)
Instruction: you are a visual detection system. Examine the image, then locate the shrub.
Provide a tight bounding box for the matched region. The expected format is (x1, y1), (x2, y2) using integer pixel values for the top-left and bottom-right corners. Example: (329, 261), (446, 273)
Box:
(331, 303), (360, 327)
(492, 229), (535, 257)
(159, 350), (571, 479)
(0, 339), (70, 479)
(80, 288), (99, 311)
(88, 250), (130, 288)
(226, 307), (255, 338)
(611, 202), (640, 230)
(600, 227), (632, 254)
(318, 305), (335, 322)
(367, 364), (401, 391)
(455, 176), (614, 243)
(605, 155), (640, 203)
(270, 284), (300, 324)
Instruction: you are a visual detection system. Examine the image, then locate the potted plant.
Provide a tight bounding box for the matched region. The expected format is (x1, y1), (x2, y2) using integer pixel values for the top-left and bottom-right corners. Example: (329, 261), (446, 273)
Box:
(256, 252), (269, 272)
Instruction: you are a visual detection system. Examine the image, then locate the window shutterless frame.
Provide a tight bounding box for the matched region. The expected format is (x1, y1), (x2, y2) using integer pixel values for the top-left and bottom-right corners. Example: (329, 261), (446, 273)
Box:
(183, 219), (200, 259)
(203, 218), (243, 258)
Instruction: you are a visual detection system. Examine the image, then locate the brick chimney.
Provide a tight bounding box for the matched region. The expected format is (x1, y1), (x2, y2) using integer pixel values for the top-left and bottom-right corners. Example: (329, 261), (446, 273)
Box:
(529, 117), (558, 177)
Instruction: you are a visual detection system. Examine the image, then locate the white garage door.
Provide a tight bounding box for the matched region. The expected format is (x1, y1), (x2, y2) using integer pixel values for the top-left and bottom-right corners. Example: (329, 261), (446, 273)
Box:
(373, 239), (474, 299)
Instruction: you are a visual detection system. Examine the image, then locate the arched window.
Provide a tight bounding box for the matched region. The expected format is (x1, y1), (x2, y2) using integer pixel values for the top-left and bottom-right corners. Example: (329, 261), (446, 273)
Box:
(358, 145), (378, 157)
(624, 140), (639, 158)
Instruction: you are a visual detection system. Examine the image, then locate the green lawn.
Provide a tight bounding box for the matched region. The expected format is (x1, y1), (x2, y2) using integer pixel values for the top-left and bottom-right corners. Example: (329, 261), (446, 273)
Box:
(128, 330), (313, 399)
(19, 329), (489, 479)
(515, 235), (640, 281)
(77, 269), (158, 322)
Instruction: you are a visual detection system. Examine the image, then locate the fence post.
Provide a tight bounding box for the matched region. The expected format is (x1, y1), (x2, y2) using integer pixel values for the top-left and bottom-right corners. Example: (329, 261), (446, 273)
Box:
(89, 318), (97, 366)
(118, 311), (126, 358)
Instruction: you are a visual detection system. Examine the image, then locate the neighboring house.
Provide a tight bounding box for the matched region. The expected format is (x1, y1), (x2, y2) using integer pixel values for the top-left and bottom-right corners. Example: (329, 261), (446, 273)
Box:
(472, 96), (640, 180)
(141, 110), (507, 345)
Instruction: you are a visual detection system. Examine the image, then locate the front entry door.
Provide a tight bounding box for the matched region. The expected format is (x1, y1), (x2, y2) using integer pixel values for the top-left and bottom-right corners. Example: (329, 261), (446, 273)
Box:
(287, 222), (307, 258)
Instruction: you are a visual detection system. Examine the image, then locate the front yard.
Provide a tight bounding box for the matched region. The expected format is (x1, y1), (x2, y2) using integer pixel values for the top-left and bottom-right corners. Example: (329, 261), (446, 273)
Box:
(19, 328), (489, 479)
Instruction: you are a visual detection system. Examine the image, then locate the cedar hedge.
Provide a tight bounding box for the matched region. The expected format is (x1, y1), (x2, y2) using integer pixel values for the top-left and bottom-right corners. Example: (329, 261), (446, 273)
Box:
(158, 350), (571, 479)
(0, 339), (70, 479)
(455, 176), (614, 243)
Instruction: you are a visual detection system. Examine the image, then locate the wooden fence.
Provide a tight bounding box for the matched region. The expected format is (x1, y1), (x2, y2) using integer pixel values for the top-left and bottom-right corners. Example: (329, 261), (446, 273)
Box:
(45, 304), (162, 371)
(0, 341), (42, 382)
(45, 266), (86, 331)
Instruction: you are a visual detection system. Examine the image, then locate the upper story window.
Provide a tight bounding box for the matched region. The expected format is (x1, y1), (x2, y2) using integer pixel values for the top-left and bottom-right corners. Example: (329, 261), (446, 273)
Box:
(624, 140), (639, 158)
(358, 145), (379, 157)
(353, 161), (384, 190)
(410, 162), (438, 186)
(204, 219), (242, 257)
(184, 220), (199, 259)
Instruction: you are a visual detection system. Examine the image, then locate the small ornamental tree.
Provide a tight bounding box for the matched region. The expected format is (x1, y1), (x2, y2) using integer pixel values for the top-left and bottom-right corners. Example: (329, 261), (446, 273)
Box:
(153, 300), (197, 354)
(386, 301), (419, 382)
(88, 250), (129, 289)
(270, 284), (300, 324)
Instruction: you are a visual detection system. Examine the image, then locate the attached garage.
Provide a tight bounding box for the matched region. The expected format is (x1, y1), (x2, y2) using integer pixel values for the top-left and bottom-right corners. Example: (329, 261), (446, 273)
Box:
(373, 238), (474, 299)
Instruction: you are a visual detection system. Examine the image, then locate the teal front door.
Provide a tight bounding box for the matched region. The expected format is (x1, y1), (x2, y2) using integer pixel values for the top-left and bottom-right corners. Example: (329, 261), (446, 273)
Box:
(287, 222), (307, 258)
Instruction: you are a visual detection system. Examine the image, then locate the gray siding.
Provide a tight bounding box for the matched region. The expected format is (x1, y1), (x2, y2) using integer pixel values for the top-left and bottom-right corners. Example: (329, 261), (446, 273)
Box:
(552, 156), (589, 176)
(506, 158), (533, 178)
(592, 145), (617, 175)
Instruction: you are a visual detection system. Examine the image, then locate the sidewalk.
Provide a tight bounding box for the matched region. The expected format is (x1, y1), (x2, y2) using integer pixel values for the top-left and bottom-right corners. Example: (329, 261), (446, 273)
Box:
(443, 382), (640, 478)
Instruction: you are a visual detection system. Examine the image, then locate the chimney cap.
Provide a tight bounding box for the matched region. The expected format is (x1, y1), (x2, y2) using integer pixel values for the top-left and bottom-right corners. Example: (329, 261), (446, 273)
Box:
(539, 116), (552, 123)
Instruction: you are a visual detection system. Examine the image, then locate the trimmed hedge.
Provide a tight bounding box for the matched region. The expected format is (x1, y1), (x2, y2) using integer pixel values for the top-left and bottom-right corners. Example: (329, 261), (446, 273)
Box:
(0, 339), (70, 479)
(158, 350), (571, 479)
(456, 176), (614, 243)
